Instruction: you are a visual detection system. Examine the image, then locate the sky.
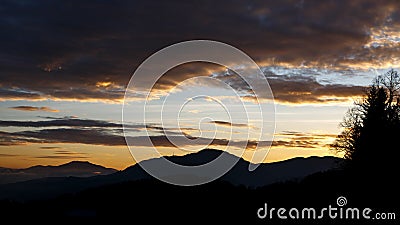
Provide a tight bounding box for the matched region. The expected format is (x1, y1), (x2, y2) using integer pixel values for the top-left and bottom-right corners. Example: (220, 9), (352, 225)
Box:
(0, 0), (399, 170)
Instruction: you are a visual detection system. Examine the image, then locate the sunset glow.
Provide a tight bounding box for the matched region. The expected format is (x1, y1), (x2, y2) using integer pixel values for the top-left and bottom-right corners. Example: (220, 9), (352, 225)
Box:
(1, 0), (399, 171)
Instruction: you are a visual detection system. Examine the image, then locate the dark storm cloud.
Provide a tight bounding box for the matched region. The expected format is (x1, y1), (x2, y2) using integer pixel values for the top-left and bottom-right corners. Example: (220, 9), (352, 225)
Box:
(268, 75), (365, 103)
(218, 71), (365, 104)
(1, 0), (398, 102)
(151, 62), (224, 92)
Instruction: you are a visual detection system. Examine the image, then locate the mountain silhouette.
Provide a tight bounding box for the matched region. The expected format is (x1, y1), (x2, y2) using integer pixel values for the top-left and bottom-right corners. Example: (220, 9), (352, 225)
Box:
(0, 149), (341, 201)
(171, 149), (341, 186)
(0, 161), (117, 185)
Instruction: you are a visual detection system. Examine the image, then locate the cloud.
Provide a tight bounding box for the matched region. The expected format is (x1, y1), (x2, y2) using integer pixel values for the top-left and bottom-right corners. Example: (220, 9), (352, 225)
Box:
(39, 146), (61, 150)
(53, 150), (84, 155)
(0, 124), (326, 151)
(18, 128), (126, 146)
(273, 140), (319, 149)
(145, 125), (199, 136)
(35, 149), (88, 159)
(270, 78), (364, 104)
(0, 127), (231, 148)
(0, 117), (330, 151)
(35, 155), (89, 159)
(0, 117), (256, 149)
(277, 131), (337, 138)
(0, 0), (399, 102)
(216, 70), (365, 104)
(0, 117), (328, 150)
(188, 110), (200, 114)
(9, 106), (59, 112)
(0, 118), (135, 146)
(0, 126), (321, 150)
(209, 120), (249, 128)
(0, 88), (44, 101)
(0, 130), (44, 146)
(271, 130), (338, 149)
(0, 153), (18, 157)
(126, 135), (272, 150)
(0, 118), (124, 128)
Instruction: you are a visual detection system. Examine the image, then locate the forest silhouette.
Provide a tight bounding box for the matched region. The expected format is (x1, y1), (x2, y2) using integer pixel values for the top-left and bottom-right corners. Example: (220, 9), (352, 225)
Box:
(333, 69), (400, 179)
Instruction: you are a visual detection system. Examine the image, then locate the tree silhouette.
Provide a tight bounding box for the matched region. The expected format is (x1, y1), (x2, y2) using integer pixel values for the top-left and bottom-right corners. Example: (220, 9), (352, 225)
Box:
(332, 69), (400, 173)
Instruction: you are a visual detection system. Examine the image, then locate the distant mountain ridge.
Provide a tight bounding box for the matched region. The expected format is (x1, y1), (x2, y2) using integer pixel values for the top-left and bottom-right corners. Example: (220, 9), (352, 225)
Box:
(0, 161), (117, 185)
(0, 149), (343, 201)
